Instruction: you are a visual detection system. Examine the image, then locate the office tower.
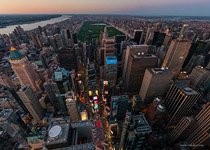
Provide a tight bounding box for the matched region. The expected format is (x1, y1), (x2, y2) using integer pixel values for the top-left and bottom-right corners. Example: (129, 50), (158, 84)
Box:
(140, 68), (173, 104)
(103, 38), (116, 64)
(164, 82), (200, 127)
(104, 56), (118, 86)
(186, 102), (210, 147)
(123, 113), (152, 150)
(0, 109), (28, 139)
(54, 34), (64, 49)
(44, 80), (60, 111)
(133, 30), (143, 45)
(65, 91), (80, 122)
(189, 66), (210, 89)
(145, 26), (155, 44)
(111, 95), (129, 120)
(162, 39), (191, 76)
(119, 111), (132, 150)
(184, 55), (205, 73)
(72, 33), (78, 44)
(9, 47), (41, 91)
(146, 98), (166, 126)
(152, 31), (166, 47)
(179, 24), (189, 39)
(169, 116), (195, 143)
(123, 45), (156, 80)
(124, 53), (158, 93)
(0, 85), (28, 114)
(57, 48), (77, 71)
(17, 86), (43, 123)
(0, 74), (16, 89)
(88, 63), (96, 85)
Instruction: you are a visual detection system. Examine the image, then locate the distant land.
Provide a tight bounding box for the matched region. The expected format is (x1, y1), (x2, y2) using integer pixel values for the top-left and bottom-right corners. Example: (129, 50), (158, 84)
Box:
(0, 14), (61, 28)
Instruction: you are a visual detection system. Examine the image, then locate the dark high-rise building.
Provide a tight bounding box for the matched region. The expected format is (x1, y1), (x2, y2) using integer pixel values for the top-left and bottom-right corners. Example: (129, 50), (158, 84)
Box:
(122, 113), (152, 150)
(164, 82), (200, 128)
(111, 95), (129, 120)
(169, 116), (195, 143)
(0, 85), (28, 114)
(17, 86), (43, 123)
(152, 31), (166, 47)
(0, 109), (28, 139)
(186, 102), (210, 147)
(124, 53), (158, 93)
(139, 68), (173, 104)
(145, 98), (166, 126)
(189, 66), (210, 89)
(133, 30), (143, 45)
(72, 33), (78, 44)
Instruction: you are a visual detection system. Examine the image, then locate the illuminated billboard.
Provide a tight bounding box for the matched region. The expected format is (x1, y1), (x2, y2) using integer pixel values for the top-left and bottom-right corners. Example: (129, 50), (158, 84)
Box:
(106, 56), (117, 65)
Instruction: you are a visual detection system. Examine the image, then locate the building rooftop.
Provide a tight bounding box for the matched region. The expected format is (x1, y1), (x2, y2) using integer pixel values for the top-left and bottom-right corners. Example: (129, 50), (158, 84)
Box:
(54, 67), (70, 81)
(150, 68), (171, 75)
(176, 82), (199, 96)
(45, 123), (70, 146)
(9, 48), (24, 60)
(71, 121), (92, 128)
(132, 53), (156, 59)
(132, 114), (152, 134)
(0, 109), (13, 121)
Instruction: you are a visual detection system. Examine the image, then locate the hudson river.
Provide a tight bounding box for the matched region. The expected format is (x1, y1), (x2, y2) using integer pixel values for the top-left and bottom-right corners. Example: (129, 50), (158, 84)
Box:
(0, 15), (71, 35)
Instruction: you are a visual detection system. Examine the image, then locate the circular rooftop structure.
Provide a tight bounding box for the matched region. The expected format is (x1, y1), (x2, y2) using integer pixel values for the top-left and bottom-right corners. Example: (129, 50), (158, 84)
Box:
(48, 125), (62, 138)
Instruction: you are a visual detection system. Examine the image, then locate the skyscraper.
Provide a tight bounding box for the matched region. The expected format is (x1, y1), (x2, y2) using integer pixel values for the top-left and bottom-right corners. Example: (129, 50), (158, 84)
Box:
(17, 85), (43, 123)
(189, 66), (210, 89)
(0, 109), (28, 139)
(139, 68), (173, 104)
(164, 82), (200, 128)
(124, 53), (158, 93)
(65, 91), (80, 122)
(0, 74), (16, 89)
(133, 30), (143, 45)
(111, 95), (129, 120)
(186, 102), (210, 147)
(43, 80), (60, 111)
(179, 24), (189, 39)
(123, 45), (153, 80)
(169, 116), (195, 143)
(9, 47), (41, 91)
(103, 38), (116, 64)
(104, 56), (118, 86)
(123, 113), (152, 150)
(145, 98), (166, 126)
(162, 39), (191, 76)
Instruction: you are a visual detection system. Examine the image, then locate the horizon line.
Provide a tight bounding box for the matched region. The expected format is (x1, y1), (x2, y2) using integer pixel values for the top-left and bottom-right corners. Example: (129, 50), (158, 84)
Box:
(0, 13), (210, 17)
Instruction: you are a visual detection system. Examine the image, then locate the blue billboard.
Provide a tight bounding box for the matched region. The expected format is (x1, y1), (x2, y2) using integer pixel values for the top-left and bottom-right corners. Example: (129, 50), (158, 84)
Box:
(106, 56), (117, 65)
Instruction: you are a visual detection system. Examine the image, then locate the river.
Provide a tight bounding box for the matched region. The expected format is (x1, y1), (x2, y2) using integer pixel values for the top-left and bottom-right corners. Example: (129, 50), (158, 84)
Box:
(0, 15), (71, 35)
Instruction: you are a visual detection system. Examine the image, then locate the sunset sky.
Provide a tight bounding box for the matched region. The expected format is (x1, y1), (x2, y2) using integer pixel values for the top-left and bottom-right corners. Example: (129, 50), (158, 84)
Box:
(0, 0), (210, 16)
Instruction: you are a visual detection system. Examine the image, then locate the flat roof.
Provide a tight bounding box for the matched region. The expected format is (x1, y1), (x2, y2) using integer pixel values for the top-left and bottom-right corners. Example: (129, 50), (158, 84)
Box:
(132, 114), (152, 134)
(132, 53), (157, 59)
(45, 123), (70, 145)
(176, 82), (199, 95)
(150, 68), (171, 75)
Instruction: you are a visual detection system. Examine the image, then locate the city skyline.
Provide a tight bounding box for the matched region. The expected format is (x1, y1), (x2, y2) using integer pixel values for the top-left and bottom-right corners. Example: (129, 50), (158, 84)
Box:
(0, 0), (210, 16)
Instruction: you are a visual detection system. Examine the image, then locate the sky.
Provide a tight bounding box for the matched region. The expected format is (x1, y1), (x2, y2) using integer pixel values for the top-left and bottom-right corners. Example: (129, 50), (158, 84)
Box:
(0, 0), (210, 16)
